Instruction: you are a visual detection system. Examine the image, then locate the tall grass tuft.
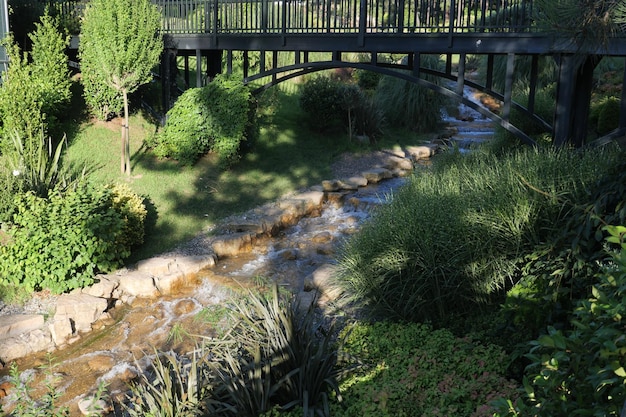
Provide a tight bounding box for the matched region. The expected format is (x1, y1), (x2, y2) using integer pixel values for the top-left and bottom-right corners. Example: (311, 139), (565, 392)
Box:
(335, 146), (625, 323)
(204, 284), (353, 416)
(374, 55), (446, 133)
(124, 349), (212, 417)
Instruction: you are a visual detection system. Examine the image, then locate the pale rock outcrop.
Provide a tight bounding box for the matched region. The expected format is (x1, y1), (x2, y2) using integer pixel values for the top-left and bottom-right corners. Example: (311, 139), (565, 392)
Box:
(81, 276), (119, 299)
(117, 271), (159, 298)
(54, 293), (109, 334)
(211, 232), (256, 258)
(0, 329), (53, 362)
(303, 264), (342, 302)
(0, 314), (44, 339)
(406, 144), (439, 160)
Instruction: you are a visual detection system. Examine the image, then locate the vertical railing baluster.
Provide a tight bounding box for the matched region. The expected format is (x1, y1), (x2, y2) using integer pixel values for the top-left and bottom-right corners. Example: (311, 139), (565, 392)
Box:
(448, 0), (455, 44)
(282, 0), (287, 43)
(262, 0), (268, 32)
(480, 0), (486, 32)
(397, 0), (404, 33)
(326, 0), (331, 32)
(358, 0), (366, 45)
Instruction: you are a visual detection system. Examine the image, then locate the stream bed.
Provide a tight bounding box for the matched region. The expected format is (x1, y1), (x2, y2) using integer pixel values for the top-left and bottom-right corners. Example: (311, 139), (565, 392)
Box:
(0, 87), (493, 416)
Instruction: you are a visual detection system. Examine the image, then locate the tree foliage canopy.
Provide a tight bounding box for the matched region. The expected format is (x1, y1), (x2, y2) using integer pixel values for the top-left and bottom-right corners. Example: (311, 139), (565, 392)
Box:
(79, 0), (163, 95)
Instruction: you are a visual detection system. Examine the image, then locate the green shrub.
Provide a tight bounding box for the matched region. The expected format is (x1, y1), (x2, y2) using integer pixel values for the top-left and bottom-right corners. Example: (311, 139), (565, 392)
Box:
(334, 321), (520, 417)
(152, 75), (255, 166)
(595, 96), (621, 135)
(299, 75), (343, 132)
(495, 226), (626, 417)
(0, 183), (145, 294)
(335, 146), (624, 323)
(107, 183), (148, 249)
(81, 71), (124, 120)
(353, 69), (381, 90)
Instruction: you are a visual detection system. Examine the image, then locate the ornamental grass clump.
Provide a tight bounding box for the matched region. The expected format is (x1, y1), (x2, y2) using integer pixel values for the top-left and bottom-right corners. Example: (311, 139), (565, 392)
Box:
(124, 349), (212, 417)
(335, 146), (624, 323)
(203, 284), (354, 417)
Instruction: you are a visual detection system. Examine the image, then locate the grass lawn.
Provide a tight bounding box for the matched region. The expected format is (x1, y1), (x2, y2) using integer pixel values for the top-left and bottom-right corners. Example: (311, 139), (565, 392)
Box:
(65, 83), (430, 263)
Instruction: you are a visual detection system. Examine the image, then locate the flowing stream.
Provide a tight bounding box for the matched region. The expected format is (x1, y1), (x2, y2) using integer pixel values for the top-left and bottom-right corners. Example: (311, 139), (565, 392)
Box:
(0, 87), (493, 415)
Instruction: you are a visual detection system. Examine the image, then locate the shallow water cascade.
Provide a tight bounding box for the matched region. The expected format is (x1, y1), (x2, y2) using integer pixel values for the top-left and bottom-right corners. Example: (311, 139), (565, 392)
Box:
(442, 83), (498, 151)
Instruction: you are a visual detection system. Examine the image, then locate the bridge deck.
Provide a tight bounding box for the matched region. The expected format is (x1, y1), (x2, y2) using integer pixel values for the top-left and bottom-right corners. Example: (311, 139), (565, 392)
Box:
(58, 0), (626, 55)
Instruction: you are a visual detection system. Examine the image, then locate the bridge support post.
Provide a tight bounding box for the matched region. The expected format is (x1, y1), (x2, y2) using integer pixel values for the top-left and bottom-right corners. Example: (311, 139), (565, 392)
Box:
(620, 57), (626, 133)
(554, 54), (598, 147)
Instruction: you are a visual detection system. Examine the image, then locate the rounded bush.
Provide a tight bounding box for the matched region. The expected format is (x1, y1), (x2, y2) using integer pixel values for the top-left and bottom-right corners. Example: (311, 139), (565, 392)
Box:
(108, 183), (148, 249)
(596, 96), (621, 135)
(299, 75), (343, 131)
(152, 75), (255, 166)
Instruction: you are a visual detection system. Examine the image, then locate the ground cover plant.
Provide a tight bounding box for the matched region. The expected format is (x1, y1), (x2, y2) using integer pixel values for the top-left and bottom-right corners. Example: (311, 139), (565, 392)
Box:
(333, 321), (519, 417)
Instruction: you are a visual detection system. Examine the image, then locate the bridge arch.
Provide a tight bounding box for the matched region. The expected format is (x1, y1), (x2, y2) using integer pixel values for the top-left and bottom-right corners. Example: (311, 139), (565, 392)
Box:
(239, 54), (549, 146)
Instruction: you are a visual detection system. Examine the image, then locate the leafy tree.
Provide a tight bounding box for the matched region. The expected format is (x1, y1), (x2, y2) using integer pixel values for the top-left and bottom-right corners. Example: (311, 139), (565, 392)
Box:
(79, 0), (163, 176)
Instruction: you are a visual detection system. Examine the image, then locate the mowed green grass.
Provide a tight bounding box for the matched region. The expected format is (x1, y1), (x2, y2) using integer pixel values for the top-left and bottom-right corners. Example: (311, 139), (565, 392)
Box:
(65, 84), (428, 263)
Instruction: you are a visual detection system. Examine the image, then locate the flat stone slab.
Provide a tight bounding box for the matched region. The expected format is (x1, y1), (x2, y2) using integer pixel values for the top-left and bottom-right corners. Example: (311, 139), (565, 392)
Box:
(362, 168), (393, 183)
(0, 314), (44, 340)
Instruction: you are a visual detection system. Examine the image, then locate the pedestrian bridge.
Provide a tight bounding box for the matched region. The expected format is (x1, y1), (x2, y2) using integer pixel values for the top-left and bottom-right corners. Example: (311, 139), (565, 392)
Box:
(60, 0), (626, 146)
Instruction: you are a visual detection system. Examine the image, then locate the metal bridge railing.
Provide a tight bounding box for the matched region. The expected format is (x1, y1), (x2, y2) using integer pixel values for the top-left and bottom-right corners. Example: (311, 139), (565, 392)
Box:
(52, 0), (536, 36)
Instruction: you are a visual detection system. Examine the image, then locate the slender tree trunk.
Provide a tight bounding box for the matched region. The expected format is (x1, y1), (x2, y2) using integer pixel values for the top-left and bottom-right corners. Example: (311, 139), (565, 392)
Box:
(123, 89), (131, 176)
(120, 100), (126, 175)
